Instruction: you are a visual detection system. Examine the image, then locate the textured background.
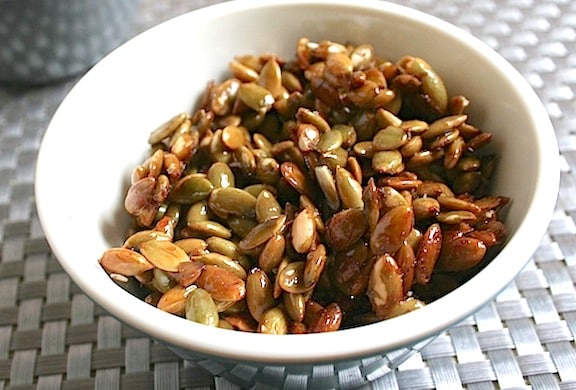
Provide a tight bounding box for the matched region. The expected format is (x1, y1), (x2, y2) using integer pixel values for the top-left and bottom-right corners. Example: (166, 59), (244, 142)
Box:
(1, 0), (575, 388)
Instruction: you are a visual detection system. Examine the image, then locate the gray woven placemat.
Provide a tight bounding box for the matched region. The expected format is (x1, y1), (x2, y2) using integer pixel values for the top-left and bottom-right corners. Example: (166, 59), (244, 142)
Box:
(1, 0), (575, 388)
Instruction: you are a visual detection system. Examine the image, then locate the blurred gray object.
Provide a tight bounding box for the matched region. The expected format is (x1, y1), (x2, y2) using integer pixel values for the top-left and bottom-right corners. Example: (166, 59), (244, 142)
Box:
(0, 0), (139, 85)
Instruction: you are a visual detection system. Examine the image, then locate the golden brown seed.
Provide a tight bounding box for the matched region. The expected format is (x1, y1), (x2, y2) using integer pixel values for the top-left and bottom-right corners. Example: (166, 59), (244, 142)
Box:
(209, 129), (231, 163)
(259, 57), (285, 99)
(396, 241), (416, 295)
(238, 214), (286, 252)
(314, 165), (340, 210)
(100, 248), (154, 276)
(246, 268), (276, 322)
(380, 186), (409, 211)
(211, 78), (241, 116)
(324, 52), (354, 88)
(376, 108), (402, 128)
(436, 211), (477, 224)
(291, 208), (316, 254)
(124, 176), (158, 227)
(157, 285), (189, 315)
(437, 196), (482, 214)
(400, 120), (429, 134)
(367, 254), (404, 319)
(280, 161), (310, 196)
(192, 252), (247, 280)
(139, 240), (190, 272)
(304, 244), (327, 288)
(229, 60), (260, 82)
(258, 233), (286, 273)
(414, 223), (442, 284)
(171, 132), (197, 161)
(370, 204), (414, 257)
(424, 115), (468, 139)
(308, 302), (343, 333)
(123, 230), (171, 250)
(437, 236), (487, 272)
(444, 135), (465, 169)
(196, 265), (246, 302)
(325, 208), (367, 251)
(221, 125), (247, 151)
(175, 260), (205, 287)
(277, 261), (313, 294)
(153, 174), (170, 203)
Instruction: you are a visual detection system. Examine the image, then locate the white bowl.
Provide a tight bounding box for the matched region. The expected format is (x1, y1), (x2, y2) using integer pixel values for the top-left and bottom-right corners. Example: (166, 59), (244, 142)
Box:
(35, 0), (559, 387)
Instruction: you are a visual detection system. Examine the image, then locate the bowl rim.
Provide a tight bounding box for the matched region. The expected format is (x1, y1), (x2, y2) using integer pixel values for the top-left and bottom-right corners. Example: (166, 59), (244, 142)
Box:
(35, 0), (560, 364)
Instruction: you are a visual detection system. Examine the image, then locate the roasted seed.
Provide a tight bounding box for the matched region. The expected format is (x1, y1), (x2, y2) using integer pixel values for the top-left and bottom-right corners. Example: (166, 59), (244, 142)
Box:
(238, 215), (286, 252)
(139, 240), (190, 272)
(246, 268), (276, 322)
(185, 287), (219, 327)
(100, 248), (154, 276)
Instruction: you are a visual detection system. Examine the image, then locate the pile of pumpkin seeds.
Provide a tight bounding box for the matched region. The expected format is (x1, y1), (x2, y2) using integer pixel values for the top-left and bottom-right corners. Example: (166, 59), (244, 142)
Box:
(99, 38), (509, 333)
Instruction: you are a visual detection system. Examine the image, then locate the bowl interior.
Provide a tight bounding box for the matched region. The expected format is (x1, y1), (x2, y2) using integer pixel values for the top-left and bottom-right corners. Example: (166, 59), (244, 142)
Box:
(35, 0), (559, 364)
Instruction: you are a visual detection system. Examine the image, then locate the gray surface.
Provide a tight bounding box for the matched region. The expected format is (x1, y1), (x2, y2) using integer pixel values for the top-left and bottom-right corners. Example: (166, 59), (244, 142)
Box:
(1, 0), (575, 388)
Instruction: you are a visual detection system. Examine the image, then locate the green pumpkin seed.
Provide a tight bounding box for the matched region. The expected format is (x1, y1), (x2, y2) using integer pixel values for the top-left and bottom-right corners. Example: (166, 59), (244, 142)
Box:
(335, 167), (364, 209)
(255, 190), (282, 223)
(227, 217), (258, 239)
(296, 107), (331, 133)
(373, 126), (407, 151)
(207, 162), (235, 189)
(283, 292), (306, 322)
(424, 114), (467, 139)
(238, 215), (286, 252)
(259, 57), (284, 99)
(316, 129), (343, 153)
(258, 306), (288, 334)
(208, 187), (257, 219)
(148, 112), (188, 145)
(187, 220), (232, 239)
(185, 287), (219, 327)
(170, 174), (214, 204)
(238, 82), (275, 112)
(332, 124), (357, 148)
(372, 150), (404, 174)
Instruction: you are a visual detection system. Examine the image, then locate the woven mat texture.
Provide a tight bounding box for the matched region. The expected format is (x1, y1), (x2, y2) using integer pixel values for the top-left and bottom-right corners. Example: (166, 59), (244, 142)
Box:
(1, 0), (575, 388)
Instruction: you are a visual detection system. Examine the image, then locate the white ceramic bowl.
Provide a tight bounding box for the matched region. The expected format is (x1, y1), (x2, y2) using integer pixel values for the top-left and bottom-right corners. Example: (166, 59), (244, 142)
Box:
(35, 0), (559, 387)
